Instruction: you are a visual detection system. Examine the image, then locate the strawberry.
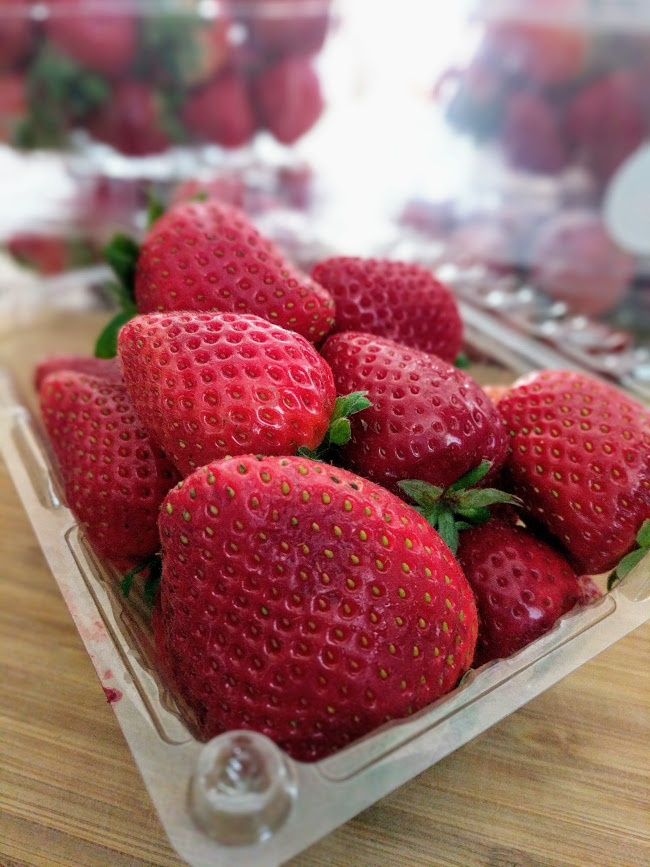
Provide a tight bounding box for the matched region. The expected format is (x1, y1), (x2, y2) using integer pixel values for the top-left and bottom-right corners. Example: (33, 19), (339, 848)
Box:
(117, 311), (338, 477)
(443, 219), (514, 276)
(310, 257), (463, 363)
(45, 0), (138, 78)
(87, 81), (174, 157)
(0, 0), (33, 72)
(7, 232), (98, 276)
(529, 210), (635, 317)
(181, 74), (257, 149)
(39, 371), (180, 567)
(500, 90), (568, 175)
(133, 199), (335, 341)
(567, 72), (645, 186)
(455, 517), (582, 666)
(245, 0), (332, 59)
(154, 454), (478, 761)
(252, 56), (324, 145)
(320, 332), (509, 496)
(34, 355), (122, 392)
(497, 369), (650, 575)
(484, 0), (589, 88)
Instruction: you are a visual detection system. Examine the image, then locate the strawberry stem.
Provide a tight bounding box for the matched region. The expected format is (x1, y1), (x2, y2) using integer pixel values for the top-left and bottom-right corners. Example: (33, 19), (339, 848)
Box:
(399, 461), (523, 554)
(607, 519), (650, 590)
(121, 553), (162, 607)
(298, 390), (371, 462)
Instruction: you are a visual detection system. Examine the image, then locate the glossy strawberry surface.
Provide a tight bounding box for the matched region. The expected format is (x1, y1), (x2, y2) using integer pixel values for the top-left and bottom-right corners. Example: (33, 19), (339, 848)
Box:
(321, 332), (509, 495)
(155, 455), (478, 761)
(134, 200), (335, 342)
(456, 517), (582, 666)
(118, 312), (337, 476)
(311, 257), (463, 362)
(39, 371), (179, 565)
(498, 369), (650, 574)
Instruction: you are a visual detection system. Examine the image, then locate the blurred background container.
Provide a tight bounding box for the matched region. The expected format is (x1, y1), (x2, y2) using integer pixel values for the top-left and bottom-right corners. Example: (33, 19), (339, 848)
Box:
(0, 0), (648, 392)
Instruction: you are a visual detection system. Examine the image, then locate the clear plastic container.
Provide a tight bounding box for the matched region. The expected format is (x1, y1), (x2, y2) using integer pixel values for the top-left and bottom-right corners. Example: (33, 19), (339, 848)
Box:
(388, 1), (650, 358)
(0, 0), (339, 171)
(0, 266), (648, 866)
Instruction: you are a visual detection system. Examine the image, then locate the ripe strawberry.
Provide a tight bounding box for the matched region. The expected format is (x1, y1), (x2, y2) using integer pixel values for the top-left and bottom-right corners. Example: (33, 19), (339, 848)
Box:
(567, 72), (645, 185)
(154, 454), (478, 761)
(443, 218), (514, 276)
(252, 56), (324, 145)
(7, 232), (98, 276)
(45, 0), (138, 78)
(39, 371), (180, 567)
(310, 257), (463, 362)
(456, 517), (582, 666)
(246, 0), (332, 59)
(0, 0), (33, 72)
(134, 199), (335, 342)
(529, 210), (635, 317)
(484, 0), (589, 87)
(500, 91), (568, 175)
(34, 354), (121, 392)
(118, 311), (337, 476)
(497, 369), (650, 575)
(181, 74), (257, 149)
(320, 332), (509, 496)
(87, 81), (173, 157)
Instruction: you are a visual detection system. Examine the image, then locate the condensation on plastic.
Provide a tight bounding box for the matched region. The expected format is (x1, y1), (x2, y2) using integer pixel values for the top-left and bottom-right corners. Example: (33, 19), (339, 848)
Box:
(0, 269), (648, 867)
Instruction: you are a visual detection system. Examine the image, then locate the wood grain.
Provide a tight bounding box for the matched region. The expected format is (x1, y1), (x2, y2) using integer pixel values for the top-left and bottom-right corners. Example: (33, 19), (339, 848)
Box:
(0, 457), (648, 867)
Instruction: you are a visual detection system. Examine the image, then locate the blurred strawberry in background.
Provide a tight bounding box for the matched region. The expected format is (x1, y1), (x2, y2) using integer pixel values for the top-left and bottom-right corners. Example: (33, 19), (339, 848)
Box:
(46, 0), (138, 78)
(182, 73), (257, 148)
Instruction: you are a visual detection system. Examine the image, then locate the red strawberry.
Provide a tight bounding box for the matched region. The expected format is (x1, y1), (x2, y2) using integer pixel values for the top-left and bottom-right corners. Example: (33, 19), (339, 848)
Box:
(456, 517), (582, 666)
(34, 354), (122, 392)
(87, 81), (172, 157)
(118, 311), (337, 477)
(46, 0), (138, 78)
(443, 219), (514, 276)
(310, 257), (463, 362)
(567, 72), (645, 185)
(182, 74), (257, 149)
(253, 56), (324, 145)
(501, 91), (569, 175)
(320, 332), (509, 496)
(246, 0), (332, 59)
(0, 0), (33, 72)
(529, 210), (635, 317)
(497, 369), (650, 575)
(134, 199), (335, 342)
(39, 371), (180, 567)
(485, 0), (589, 87)
(155, 454), (478, 761)
(7, 232), (98, 276)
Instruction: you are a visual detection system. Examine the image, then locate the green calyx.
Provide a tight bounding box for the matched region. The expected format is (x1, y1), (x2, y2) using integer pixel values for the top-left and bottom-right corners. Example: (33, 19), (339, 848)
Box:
(607, 519), (650, 591)
(94, 191), (168, 360)
(121, 553), (162, 607)
(297, 391), (372, 462)
(398, 460), (523, 554)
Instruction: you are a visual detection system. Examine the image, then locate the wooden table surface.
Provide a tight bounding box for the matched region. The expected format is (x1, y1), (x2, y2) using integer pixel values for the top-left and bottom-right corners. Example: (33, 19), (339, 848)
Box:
(1, 455), (648, 867)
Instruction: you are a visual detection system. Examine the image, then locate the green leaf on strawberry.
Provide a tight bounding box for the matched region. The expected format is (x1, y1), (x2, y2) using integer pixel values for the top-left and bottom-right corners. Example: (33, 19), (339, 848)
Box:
(95, 307), (136, 359)
(399, 460), (523, 554)
(607, 519), (650, 590)
(103, 234), (140, 300)
(297, 390), (371, 461)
